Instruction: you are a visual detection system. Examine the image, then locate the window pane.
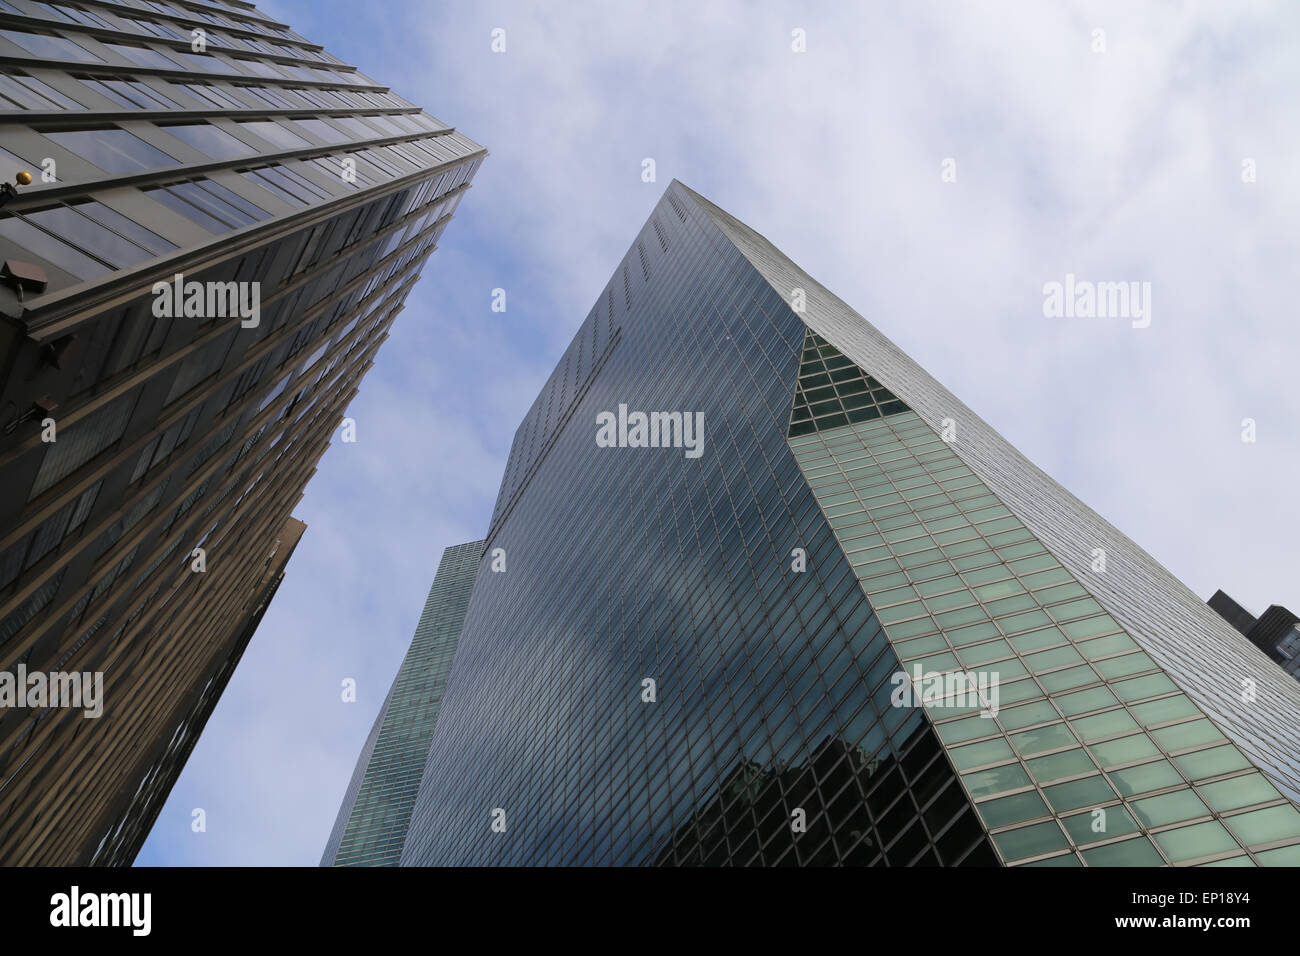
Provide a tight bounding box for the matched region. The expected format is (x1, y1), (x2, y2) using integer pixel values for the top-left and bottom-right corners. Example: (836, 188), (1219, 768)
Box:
(44, 128), (179, 173)
(163, 122), (256, 159)
(1, 29), (102, 62)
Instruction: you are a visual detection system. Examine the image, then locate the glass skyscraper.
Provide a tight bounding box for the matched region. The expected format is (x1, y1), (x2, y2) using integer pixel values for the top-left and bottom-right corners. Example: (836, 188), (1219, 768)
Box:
(321, 539), (481, 867)
(398, 181), (1300, 867)
(0, 0), (483, 864)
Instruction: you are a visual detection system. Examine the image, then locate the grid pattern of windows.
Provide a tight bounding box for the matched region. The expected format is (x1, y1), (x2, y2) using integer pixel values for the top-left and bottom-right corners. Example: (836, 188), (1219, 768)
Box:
(791, 401), (1300, 865)
(789, 331), (906, 436)
(323, 540), (483, 866)
(0, 0), (485, 864)
(399, 181), (1300, 868)
(699, 183), (1300, 812)
(400, 184), (996, 867)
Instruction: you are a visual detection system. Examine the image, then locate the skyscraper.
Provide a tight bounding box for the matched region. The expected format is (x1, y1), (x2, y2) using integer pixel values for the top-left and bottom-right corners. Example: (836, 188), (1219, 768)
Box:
(399, 181), (1300, 867)
(0, 0), (484, 864)
(1209, 590), (1300, 684)
(321, 539), (481, 867)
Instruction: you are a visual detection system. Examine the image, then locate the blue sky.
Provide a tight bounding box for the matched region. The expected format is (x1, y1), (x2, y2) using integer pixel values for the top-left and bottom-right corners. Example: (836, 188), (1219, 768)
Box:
(136, 0), (1300, 865)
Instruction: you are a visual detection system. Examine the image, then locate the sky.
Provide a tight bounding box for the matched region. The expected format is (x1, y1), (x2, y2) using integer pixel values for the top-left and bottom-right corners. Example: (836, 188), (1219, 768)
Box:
(135, 0), (1300, 866)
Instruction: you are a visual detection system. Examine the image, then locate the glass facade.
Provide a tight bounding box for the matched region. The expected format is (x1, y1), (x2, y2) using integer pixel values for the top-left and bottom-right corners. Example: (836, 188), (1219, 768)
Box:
(322, 540), (482, 867)
(400, 181), (1300, 866)
(0, 0), (484, 865)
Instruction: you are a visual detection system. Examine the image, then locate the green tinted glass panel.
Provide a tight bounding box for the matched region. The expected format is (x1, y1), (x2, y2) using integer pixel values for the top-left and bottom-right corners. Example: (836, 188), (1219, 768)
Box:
(1043, 775), (1117, 813)
(963, 763), (1032, 798)
(1070, 709), (1139, 743)
(1082, 837), (1163, 866)
(1110, 760), (1183, 797)
(951, 738), (1015, 770)
(1062, 804), (1140, 845)
(976, 790), (1049, 828)
(1153, 821), (1239, 863)
(1198, 773), (1282, 813)
(1026, 748), (1096, 783)
(1011, 723), (1076, 756)
(1130, 789), (1209, 828)
(1255, 845), (1300, 866)
(1173, 745), (1251, 781)
(993, 821), (1069, 861)
(1089, 733), (1161, 769)
(1224, 805), (1300, 847)
(1152, 719), (1226, 752)
(1130, 694), (1199, 727)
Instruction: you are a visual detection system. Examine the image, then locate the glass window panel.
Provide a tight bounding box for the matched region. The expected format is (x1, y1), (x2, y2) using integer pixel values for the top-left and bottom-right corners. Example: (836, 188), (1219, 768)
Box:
(993, 821), (1069, 862)
(1129, 694), (1200, 728)
(1153, 821), (1239, 863)
(950, 738), (1015, 770)
(163, 122), (256, 158)
(1151, 718), (1226, 752)
(44, 128), (179, 173)
(1088, 733), (1161, 769)
(1011, 722), (1076, 756)
(1062, 804), (1140, 845)
(1110, 759), (1184, 797)
(0, 212), (108, 278)
(1198, 773), (1282, 813)
(1, 29), (102, 62)
(1026, 748), (1096, 783)
(1082, 836), (1164, 866)
(1131, 789), (1210, 828)
(106, 43), (183, 70)
(1254, 845), (1300, 866)
(1043, 775), (1117, 812)
(962, 763), (1032, 798)
(1069, 709), (1140, 742)
(976, 790), (1049, 828)
(239, 119), (311, 149)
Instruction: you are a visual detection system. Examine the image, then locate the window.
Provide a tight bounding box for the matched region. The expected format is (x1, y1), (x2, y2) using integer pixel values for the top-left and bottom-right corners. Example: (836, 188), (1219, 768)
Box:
(161, 122), (256, 159)
(44, 127), (179, 173)
(309, 154), (373, 188)
(238, 85), (294, 108)
(146, 178), (269, 232)
(0, 71), (83, 110)
(164, 333), (234, 405)
(179, 83), (242, 109)
(0, 199), (174, 278)
(0, 211), (107, 279)
(363, 114), (405, 137)
(295, 119), (349, 144)
(130, 406), (201, 479)
(0, 481), (100, 591)
(0, 30), (103, 63)
(0, 568), (66, 648)
(26, 200), (174, 265)
(29, 391), (139, 499)
(128, 18), (184, 40)
(176, 51), (237, 74)
(106, 43), (184, 70)
(231, 57), (280, 78)
(240, 164), (332, 205)
(36, 3), (112, 27)
(238, 119), (310, 150)
(77, 75), (178, 110)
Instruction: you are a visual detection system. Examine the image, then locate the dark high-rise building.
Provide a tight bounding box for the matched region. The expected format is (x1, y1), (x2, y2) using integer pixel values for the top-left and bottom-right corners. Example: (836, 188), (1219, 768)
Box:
(399, 181), (1300, 867)
(1209, 590), (1300, 684)
(1207, 590), (1257, 638)
(0, 0), (484, 864)
(321, 539), (481, 866)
